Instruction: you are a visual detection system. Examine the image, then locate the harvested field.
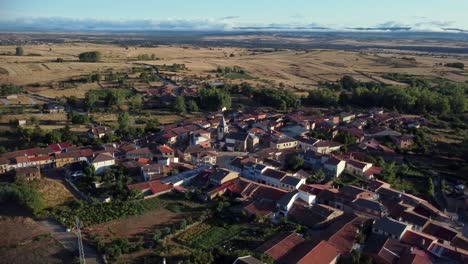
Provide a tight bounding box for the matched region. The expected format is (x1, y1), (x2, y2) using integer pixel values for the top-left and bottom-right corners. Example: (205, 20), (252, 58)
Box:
(1, 43), (467, 90)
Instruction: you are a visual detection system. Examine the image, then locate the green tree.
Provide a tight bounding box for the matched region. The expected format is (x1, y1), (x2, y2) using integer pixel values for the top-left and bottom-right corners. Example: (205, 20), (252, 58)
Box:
(286, 154), (304, 171)
(173, 96), (186, 114)
(145, 118), (160, 133)
(118, 112), (130, 132)
(129, 94), (143, 112)
(335, 131), (355, 145)
(187, 99), (199, 112)
(15, 46), (24, 56)
(78, 51), (102, 62)
(340, 75), (359, 90)
(84, 91), (99, 111)
(307, 170), (326, 184)
(427, 177), (435, 198)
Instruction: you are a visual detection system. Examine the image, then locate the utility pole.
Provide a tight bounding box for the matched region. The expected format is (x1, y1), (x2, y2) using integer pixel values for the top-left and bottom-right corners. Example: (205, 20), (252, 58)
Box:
(75, 217), (86, 264)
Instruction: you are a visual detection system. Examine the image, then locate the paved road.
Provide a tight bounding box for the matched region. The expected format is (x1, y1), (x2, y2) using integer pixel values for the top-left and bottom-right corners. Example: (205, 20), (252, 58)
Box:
(38, 219), (102, 264)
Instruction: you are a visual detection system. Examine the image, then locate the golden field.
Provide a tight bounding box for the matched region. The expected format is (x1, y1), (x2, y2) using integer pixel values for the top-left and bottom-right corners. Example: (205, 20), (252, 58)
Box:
(0, 43), (467, 90)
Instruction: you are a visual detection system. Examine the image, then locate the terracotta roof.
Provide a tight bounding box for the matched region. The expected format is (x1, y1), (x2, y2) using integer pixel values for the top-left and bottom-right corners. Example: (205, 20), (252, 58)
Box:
(297, 240), (340, 264)
(314, 140), (342, 148)
(244, 201), (276, 217)
(422, 221), (459, 242)
(347, 159), (370, 170)
(261, 168), (287, 180)
(127, 147), (152, 155)
(428, 241), (468, 263)
(127, 180), (173, 195)
(328, 216), (367, 253)
(256, 232), (305, 261)
(401, 230), (436, 250)
(29, 155), (51, 162)
(92, 153), (114, 163)
(15, 156), (29, 163)
(400, 210), (429, 227)
(159, 144), (175, 153)
(325, 156), (343, 166)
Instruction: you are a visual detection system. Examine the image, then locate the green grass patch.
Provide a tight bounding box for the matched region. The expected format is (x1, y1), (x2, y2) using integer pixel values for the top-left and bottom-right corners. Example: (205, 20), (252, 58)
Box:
(190, 225), (241, 249)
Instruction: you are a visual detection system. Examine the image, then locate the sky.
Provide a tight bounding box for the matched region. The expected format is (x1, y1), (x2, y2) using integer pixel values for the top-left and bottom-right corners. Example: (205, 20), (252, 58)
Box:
(0, 0), (467, 31)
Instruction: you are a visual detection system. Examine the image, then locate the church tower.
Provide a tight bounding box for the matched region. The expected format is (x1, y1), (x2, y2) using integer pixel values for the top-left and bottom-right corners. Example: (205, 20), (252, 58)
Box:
(218, 116), (229, 140)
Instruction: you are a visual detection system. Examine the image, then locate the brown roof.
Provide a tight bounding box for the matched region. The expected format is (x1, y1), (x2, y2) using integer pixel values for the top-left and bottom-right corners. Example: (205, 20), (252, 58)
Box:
(127, 180), (173, 195)
(347, 159), (369, 169)
(328, 216), (367, 253)
(256, 232), (305, 261)
(297, 241), (340, 264)
(314, 140), (342, 148)
(401, 230), (436, 250)
(244, 201), (276, 217)
(422, 221), (459, 242)
(92, 153), (114, 163)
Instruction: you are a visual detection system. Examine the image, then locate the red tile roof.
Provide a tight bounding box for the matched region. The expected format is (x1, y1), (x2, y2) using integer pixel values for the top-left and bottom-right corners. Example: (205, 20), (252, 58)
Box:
(328, 216), (367, 253)
(422, 221), (458, 242)
(297, 241), (340, 264)
(159, 144), (175, 153)
(244, 201), (276, 217)
(257, 232), (305, 261)
(401, 230), (436, 250)
(127, 180), (173, 195)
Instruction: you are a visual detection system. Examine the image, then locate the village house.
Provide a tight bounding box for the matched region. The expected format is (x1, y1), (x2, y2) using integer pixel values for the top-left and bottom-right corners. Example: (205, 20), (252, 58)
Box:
(313, 140), (342, 154)
(153, 144), (177, 163)
(141, 163), (171, 181)
(127, 180), (173, 199)
(87, 125), (113, 140)
(256, 232), (305, 262)
(391, 135), (414, 149)
(224, 132), (259, 152)
(126, 147), (153, 160)
(209, 168), (239, 186)
(345, 159), (373, 176)
(43, 103), (65, 113)
(270, 135), (298, 150)
(295, 136), (320, 151)
(323, 156), (346, 177)
(54, 149), (93, 168)
(372, 217), (411, 240)
(0, 158), (10, 173)
(91, 153), (115, 174)
(340, 112), (356, 123)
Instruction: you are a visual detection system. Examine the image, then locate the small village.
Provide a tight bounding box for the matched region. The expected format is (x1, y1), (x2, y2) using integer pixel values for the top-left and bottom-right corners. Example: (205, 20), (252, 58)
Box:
(1, 102), (467, 263)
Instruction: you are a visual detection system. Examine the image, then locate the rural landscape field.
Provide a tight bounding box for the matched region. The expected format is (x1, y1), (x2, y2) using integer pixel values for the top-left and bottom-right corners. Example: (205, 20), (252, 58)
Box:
(1, 1), (468, 264)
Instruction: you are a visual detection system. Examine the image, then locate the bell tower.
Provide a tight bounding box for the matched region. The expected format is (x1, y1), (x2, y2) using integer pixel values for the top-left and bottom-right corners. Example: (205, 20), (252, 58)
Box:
(218, 116), (229, 140)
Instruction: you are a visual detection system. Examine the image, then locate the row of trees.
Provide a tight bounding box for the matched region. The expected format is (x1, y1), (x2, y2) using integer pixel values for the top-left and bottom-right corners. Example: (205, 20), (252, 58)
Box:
(252, 88), (300, 110)
(306, 79), (466, 116)
(173, 96), (199, 114)
(198, 87), (232, 111)
(0, 84), (23, 96)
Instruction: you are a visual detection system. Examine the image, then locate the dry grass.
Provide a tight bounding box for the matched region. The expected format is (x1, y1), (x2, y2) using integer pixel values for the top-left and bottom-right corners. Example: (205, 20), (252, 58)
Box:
(37, 82), (101, 99)
(32, 178), (75, 208)
(1, 43), (467, 90)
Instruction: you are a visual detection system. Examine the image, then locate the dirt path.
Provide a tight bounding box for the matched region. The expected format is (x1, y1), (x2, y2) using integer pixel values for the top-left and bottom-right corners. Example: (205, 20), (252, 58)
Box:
(37, 219), (103, 264)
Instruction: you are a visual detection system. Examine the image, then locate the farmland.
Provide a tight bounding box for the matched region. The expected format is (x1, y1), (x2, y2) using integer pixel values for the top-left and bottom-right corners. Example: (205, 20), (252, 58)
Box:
(1, 41), (467, 92)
